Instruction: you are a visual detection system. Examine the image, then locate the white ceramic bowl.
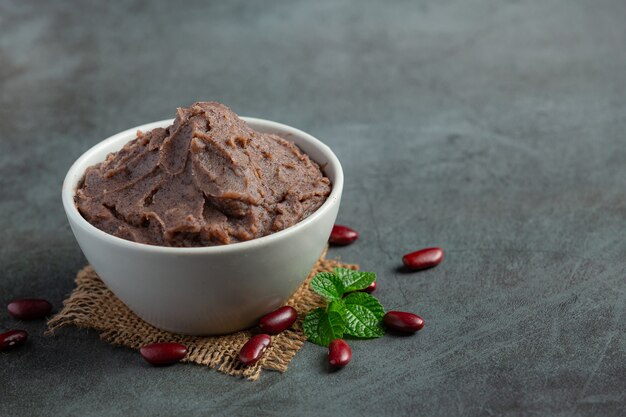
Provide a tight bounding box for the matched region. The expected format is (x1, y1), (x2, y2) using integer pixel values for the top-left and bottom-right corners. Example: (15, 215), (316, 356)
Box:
(62, 117), (342, 335)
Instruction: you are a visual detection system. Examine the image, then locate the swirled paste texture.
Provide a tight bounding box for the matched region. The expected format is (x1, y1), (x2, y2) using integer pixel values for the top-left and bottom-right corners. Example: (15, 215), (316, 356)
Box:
(75, 102), (331, 247)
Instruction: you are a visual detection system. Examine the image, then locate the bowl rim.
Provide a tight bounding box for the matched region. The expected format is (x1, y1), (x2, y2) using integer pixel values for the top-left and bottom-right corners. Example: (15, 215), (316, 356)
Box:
(62, 116), (343, 255)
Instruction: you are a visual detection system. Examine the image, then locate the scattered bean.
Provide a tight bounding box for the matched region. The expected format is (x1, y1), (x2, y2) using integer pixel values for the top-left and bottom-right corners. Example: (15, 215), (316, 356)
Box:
(7, 299), (52, 320)
(239, 334), (271, 366)
(329, 225), (359, 246)
(383, 311), (425, 333)
(328, 339), (352, 368)
(259, 306), (297, 334)
(140, 342), (187, 366)
(402, 247), (444, 270)
(0, 329), (28, 351)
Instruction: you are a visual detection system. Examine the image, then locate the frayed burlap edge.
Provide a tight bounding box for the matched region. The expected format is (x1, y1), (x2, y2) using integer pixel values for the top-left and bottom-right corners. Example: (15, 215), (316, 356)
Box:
(46, 249), (357, 380)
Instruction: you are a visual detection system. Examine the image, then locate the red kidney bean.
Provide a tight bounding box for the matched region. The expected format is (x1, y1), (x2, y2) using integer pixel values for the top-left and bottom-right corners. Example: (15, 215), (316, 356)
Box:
(362, 280), (376, 293)
(7, 299), (52, 320)
(0, 329), (28, 351)
(402, 247), (444, 270)
(140, 342), (187, 366)
(239, 334), (271, 366)
(328, 339), (352, 368)
(259, 306), (297, 334)
(329, 224), (359, 246)
(383, 311), (425, 333)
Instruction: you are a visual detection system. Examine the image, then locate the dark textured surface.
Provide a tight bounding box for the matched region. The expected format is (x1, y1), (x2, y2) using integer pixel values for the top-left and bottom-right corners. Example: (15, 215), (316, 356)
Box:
(1, 1), (625, 416)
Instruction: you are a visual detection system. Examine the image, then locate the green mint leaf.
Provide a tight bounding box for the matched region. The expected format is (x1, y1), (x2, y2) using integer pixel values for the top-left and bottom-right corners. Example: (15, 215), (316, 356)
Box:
(310, 272), (345, 301)
(328, 299), (347, 322)
(342, 292), (385, 338)
(333, 267), (376, 293)
(303, 307), (346, 347)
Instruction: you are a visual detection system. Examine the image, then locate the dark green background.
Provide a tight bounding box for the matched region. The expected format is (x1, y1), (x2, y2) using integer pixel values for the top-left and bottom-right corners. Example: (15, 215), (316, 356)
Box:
(1, 1), (625, 416)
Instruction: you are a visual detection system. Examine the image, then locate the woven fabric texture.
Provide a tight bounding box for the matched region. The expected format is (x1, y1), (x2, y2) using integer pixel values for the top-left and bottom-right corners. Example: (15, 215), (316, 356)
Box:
(47, 251), (357, 380)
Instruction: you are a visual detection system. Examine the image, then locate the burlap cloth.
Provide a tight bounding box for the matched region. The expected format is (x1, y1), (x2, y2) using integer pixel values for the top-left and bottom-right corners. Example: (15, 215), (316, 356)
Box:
(46, 249), (357, 380)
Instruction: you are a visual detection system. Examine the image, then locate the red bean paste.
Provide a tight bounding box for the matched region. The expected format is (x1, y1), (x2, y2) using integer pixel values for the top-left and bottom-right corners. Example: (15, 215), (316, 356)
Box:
(75, 102), (331, 247)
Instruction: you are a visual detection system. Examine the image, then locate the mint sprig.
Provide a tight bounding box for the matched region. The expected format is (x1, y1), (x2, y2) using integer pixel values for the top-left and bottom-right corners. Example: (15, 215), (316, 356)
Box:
(343, 292), (385, 338)
(302, 307), (345, 346)
(310, 272), (345, 301)
(333, 268), (376, 293)
(304, 268), (385, 346)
